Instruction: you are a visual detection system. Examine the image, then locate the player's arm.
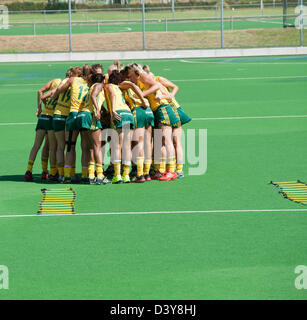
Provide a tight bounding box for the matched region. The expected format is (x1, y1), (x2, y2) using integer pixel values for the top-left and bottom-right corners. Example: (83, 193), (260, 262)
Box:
(156, 76), (179, 99)
(51, 77), (73, 99)
(37, 79), (54, 117)
(91, 83), (104, 120)
(139, 73), (172, 102)
(138, 73), (163, 97)
(119, 81), (148, 108)
(105, 84), (121, 122)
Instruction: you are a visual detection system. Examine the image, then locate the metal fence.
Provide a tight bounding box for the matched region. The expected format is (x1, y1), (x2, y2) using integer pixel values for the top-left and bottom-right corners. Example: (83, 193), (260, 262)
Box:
(0, 2), (306, 53)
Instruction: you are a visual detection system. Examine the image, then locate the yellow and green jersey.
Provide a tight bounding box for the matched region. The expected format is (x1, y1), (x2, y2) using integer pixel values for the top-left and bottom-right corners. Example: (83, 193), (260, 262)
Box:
(137, 77), (168, 112)
(54, 78), (71, 117)
(81, 83), (105, 115)
(123, 86), (148, 111)
(41, 78), (62, 117)
(70, 77), (89, 113)
(105, 83), (130, 113)
(155, 75), (180, 109)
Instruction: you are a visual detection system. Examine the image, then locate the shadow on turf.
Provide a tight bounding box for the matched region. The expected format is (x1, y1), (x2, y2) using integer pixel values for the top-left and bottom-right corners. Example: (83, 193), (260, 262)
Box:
(0, 174), (59, 184)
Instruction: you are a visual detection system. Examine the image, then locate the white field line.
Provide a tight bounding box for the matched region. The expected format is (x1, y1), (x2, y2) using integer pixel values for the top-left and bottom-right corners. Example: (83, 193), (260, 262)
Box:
(179, 59), (307, 65)
(192, 115), (307, 120)
(0, 208), (307, 219)
(1, 114), (307, 127)
(172, 75), (307, 82)
(1, 74), (307, 88)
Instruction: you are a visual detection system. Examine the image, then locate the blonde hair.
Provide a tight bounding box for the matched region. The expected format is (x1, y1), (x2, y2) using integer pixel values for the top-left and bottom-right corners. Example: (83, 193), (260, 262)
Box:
(107, 60), (124, 75)
(127, 63), (144, 76)
(142, 64), (154, 78)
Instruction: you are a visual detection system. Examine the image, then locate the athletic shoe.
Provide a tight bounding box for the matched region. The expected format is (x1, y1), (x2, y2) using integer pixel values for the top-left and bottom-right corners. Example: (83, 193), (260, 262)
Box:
(144, 174), (151, 182)
(41, 171), (49, 180)
(134, 175), (146, 183)
(176, 171), (184, 179)
(129, 165), (137, 179)
(58, 175), (65, 183)
(159, 171), (173, 181)
(105, 165), (114, 179)
(80, 177), (89, 184)
(63, 177), (72, 184)
(170, 171), (178, 180)
(149, 165), (156, 177)
(89, 177), (96, 185)
(130, 175), (137, 183)
(96, 178), (103, 185)
(123, 175), (131, 183)
(102, 175), (112, 185)
(24, 171), (34, 182)
(71, 175), (81, 184)
(151, 170), (163, 180)
(48, 174), (58, 182)
(112, 174), (123, 184)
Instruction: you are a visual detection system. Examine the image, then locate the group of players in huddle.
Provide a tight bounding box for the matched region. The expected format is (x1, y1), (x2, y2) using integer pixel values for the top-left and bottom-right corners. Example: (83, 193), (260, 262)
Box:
(24, 61), (191, 184)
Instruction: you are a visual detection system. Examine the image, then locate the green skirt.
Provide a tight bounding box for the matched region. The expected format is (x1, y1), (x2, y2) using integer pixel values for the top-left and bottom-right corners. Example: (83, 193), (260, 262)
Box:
(112, 109), (135, 129)
(52, 114), (67, 132)
(132, 107), (154, 128)
(75, 111), (93, 131)
(65, 111), (78, 132)
(36, 114), (53, 131)
(153, 104), (180, 128)
(172, 106), (192, 126)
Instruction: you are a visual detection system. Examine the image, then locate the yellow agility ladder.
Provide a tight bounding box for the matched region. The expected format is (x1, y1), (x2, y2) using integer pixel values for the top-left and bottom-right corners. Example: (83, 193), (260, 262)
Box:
(270, 180), (307, 206)
(38, 188), (76, 215)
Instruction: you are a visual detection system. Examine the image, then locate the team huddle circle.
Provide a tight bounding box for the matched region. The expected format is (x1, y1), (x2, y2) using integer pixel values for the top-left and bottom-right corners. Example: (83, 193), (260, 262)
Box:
(25, 61), (191, 185)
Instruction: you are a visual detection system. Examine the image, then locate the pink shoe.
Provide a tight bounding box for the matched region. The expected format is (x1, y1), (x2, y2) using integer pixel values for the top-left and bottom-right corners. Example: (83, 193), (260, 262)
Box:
(158, 171), (173, 181)
(151, 170), (163, 180)
(41, 171), (49, 180)
(24, 171), (34, 182)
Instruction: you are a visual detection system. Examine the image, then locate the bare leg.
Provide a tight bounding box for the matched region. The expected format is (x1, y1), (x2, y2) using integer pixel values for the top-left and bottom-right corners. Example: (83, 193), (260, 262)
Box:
(132, 127), (145, 164)
(47, 130), (57, 170)
(28, 129), (46, 163)
(173, 126), (183, 165)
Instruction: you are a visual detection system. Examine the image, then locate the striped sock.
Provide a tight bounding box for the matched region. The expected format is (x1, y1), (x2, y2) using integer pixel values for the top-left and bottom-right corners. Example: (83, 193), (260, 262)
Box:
(113, 161), (121, 176)
(96, 164), (103, 179)
(153, 162), (160, 172)
(123, 161), (131, 177)
(144, 159), (152, 176)
(57, 163), (64, 176)
(159, 158), (166, 174)
(41, 157), (48, 173)
(81, 166), (88, 179)
(136, 157), (144, 177)
(176, 163), (183, 173)
(166, 157), (176, 173)
(88, 162), (95, 179)
(27, 160), (34, 172)
(50, 166), (57, 176)
(71, 166), (76, 177)
(64, 165), (71, 178)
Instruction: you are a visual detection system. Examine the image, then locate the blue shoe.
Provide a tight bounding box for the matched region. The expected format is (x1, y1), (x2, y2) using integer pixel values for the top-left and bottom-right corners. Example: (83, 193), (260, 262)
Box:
(176, 171), (184, 179)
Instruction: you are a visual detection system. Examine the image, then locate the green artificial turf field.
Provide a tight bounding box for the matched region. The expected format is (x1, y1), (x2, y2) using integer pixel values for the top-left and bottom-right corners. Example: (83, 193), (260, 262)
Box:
(0, 18), (287, 36)
(0, 55), (307, 299)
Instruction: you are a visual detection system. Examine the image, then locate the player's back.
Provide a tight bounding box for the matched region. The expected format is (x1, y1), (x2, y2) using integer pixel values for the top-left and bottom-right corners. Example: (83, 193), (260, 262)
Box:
(42, 78), (62, 116)
(70, 77), (89, 113)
